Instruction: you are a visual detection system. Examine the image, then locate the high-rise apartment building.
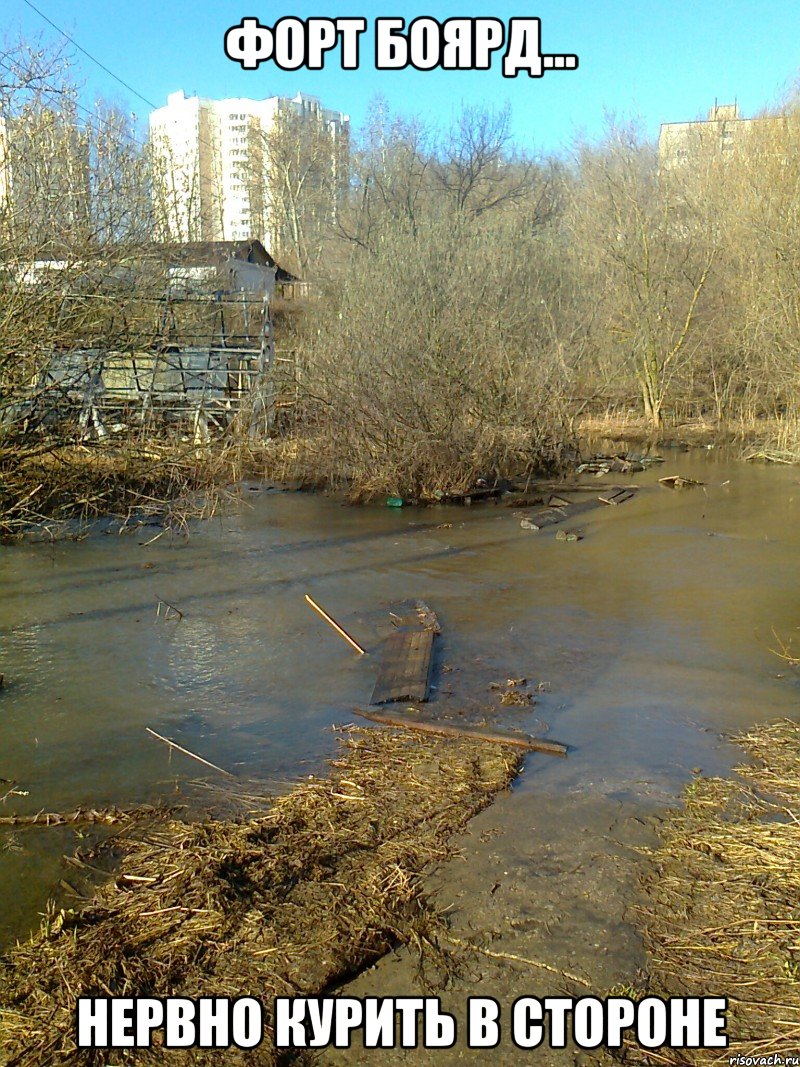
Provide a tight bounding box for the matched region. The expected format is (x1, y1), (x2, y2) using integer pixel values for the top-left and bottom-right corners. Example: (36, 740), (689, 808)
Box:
(148, 90), (349, 246)
(659, 103), (780, 168)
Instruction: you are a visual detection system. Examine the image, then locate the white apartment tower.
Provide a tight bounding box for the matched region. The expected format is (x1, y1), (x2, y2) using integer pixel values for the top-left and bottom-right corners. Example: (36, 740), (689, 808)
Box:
(149, 90), (349, 246)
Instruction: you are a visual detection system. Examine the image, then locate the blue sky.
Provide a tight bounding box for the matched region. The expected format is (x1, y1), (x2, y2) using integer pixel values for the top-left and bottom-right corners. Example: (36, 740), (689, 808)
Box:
(7, 1), (800, 155)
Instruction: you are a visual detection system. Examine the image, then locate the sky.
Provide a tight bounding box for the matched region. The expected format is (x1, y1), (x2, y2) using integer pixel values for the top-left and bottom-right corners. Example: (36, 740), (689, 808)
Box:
(6, 0), (800, 156)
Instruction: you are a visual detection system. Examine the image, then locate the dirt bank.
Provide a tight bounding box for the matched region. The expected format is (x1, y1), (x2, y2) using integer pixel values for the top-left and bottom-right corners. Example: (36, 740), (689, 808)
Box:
(0, 726), (520, 1065)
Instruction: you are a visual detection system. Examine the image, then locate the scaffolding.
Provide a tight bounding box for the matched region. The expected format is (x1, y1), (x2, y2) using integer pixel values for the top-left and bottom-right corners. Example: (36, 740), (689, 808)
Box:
(28, 290), (279, 441)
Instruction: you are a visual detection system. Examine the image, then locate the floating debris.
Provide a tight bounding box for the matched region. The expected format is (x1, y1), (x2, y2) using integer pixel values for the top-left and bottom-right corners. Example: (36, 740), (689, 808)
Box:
(414, 600), (442, 635)
(354, 709), (565, 755)
(0, 781), (28, 804)
(371, 630), (435, 704)
(490, 676), (534, 705)
(155, 599), (183, 621)
(744, 448), (797, 465)
(0, 804), (169, 828)
(577, 453), (645, 475)
(658, 475), (705, 489)
(145, 727), (235, 778)
(489, 677), (527, 690)
(598, 487), (637, 506)
(304, 594), (368, 655)
(500, 689), (533, 706)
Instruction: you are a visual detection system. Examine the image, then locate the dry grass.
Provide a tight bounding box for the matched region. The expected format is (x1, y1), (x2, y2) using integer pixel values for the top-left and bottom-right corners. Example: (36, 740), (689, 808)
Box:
(626, 719), (800, 1065)
(0, 442), (219, 538)
(744, 417), (800, 464)
(276, 424), (571, 503)
(0, 435), (293, 539)
(576, 412), (787, 449)
(577, 411), (669, 443)
(767, 629), (800, 667)
(0, 726), (520, 1065)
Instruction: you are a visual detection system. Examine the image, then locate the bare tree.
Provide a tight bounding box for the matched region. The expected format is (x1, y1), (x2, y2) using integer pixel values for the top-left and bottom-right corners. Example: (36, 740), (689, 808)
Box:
(568, 124), (717, 426)
(340, 99), (432, 248)
(248, 101), (346, 272)
(432, 104), (556, 221)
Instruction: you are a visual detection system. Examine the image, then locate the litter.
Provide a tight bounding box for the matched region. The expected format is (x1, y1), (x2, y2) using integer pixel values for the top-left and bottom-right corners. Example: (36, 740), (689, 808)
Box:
(577, 453), (645, 475)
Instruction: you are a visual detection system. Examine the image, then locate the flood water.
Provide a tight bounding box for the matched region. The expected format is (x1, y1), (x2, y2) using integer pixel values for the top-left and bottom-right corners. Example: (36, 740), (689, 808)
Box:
(1, 448), (798, 973)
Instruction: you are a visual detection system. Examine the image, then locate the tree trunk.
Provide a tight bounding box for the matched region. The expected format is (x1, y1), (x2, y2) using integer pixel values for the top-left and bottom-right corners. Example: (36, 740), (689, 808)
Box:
(639, 349), (663, 428)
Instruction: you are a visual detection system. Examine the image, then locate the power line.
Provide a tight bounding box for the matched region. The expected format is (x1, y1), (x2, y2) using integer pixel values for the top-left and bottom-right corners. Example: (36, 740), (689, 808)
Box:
(20, 0), (159, 111)
(0, 53), (232, 239)
(4, 13), (324, 244)
(0, 55), (149, 152)
(17, 0), (240, 165)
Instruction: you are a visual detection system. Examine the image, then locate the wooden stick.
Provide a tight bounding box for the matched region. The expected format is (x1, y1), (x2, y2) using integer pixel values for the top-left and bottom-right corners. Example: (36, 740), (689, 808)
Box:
(305, 594), (367, 655)
(352, 708), (567, 757)
(0, 807), (159, 827)
(156, 599), (183, 621)
(443, 935), (591, 987)
(145, 727), (235, 777)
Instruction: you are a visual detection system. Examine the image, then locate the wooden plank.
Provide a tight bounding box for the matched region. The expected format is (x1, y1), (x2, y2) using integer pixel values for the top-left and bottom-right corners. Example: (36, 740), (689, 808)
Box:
(520, 505), (569, 530)
(371, 630), (434, 705)
(353, 708), (568, 757)
(598, 487), (636, 506)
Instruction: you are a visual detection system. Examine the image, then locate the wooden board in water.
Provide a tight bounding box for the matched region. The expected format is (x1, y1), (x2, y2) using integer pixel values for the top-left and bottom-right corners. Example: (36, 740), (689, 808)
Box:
(598, 487), (636, 506)
(371, 630), (434, 705)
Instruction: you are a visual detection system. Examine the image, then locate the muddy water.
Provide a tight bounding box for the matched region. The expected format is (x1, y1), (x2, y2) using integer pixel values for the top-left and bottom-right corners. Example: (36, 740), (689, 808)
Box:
(1, 450), (798, 1021)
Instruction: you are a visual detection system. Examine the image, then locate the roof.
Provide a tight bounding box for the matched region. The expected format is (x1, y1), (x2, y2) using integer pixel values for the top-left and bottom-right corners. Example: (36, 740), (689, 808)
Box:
(150, 240), (299, 282)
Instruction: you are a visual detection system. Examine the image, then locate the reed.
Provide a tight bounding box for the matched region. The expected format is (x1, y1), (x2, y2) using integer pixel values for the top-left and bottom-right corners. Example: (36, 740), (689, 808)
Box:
(0, 727), (521, 1065)
(625, 720), (800, 1065)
